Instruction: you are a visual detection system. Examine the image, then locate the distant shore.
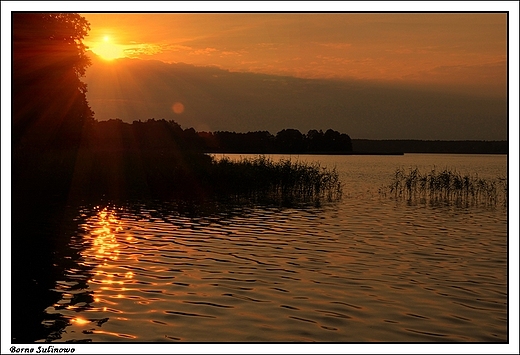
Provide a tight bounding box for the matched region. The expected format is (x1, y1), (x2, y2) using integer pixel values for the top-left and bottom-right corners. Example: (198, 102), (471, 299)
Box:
(206, 150), (404, 156)
(352, 139), (507, 155)
(203, 139), (507, 156)
(204, 138), (507, 156)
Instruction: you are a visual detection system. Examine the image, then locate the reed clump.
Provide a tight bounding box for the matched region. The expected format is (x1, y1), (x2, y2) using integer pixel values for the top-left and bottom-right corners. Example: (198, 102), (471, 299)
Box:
(380, 166), (507, 207)
(209, 156), (342, 204)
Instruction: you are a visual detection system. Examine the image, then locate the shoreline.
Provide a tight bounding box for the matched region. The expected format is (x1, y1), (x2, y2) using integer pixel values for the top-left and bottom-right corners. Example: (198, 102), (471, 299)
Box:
(205, 150), (508, 156)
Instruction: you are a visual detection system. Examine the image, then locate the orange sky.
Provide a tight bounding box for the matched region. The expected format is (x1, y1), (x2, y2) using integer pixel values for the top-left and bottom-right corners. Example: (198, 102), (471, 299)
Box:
(81, 13), (507, 97)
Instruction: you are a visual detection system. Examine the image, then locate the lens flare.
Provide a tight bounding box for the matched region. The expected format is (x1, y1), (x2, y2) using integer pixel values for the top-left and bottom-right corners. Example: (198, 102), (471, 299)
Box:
(172, 102), (185, 114)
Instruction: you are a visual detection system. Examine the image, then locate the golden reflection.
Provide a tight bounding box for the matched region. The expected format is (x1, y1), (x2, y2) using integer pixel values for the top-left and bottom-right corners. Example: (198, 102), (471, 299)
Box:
(89, 329), (137, 339)
(89, 209), (123, 262)
(78, 207), (136, 317)
(71, 317), (90, 325)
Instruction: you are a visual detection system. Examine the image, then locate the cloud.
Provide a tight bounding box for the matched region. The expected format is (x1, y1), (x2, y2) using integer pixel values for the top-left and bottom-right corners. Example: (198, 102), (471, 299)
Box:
(401, 60), (507, 96)
(79, 13), (507, 89)
(84, 58), (507, 140)
(169, 44), (193, 52)
(220, 50), (243, 57)
(317, 42), (353, 50)
(385, 46), (441, 55)
(123, 43), (164, 57)
(315, 55), (353, 65)
(190, 47), (218, 56)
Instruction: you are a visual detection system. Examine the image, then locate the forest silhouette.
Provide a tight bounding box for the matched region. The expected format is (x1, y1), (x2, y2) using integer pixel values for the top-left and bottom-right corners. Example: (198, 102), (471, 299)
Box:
(90, 118), (352, 154)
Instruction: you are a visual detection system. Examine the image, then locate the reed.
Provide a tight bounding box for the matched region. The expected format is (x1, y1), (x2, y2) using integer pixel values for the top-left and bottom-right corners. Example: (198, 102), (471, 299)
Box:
(381, 166), (507, 207)
(209, 156), (343, 204)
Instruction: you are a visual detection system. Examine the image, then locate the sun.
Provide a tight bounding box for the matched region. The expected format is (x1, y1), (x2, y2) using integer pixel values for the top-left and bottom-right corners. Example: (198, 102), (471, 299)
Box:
(90, 35), (125, 61)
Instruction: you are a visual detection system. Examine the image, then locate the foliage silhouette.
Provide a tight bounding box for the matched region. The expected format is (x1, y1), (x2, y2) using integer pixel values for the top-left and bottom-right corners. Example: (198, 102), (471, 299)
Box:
(12, 13), (94, 150)
(69, 119), (344, 203)
(203, 128), (352, 154)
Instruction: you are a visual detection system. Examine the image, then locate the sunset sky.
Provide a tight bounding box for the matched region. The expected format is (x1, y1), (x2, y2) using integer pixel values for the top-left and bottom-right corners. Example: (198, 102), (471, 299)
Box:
(81, 12), (507, 96)
(2, 2), (518, 141)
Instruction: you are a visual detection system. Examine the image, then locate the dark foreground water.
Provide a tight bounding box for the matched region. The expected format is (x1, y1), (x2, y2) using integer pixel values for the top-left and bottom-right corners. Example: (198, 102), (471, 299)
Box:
(11, 154), (508, 343)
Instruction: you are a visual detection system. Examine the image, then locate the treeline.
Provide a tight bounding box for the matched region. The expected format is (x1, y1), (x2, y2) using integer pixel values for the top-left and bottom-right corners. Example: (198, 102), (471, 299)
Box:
(89, 120), (507, 155)
(14, 117), (350, 202)
(352, 139), (507, 155)
(88, 118), (353, 154)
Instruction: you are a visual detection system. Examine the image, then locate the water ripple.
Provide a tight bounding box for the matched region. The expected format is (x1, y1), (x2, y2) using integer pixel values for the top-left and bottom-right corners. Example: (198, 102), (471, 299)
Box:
(41, 156), (507, 342)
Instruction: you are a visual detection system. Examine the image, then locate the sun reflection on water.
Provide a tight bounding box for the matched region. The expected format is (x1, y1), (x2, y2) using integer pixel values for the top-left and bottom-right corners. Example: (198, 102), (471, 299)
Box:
(83, 207), (134, 290)
(91, 209), (122, 262)
(71, 317), (89, 325)
(45, 207), (140, 340)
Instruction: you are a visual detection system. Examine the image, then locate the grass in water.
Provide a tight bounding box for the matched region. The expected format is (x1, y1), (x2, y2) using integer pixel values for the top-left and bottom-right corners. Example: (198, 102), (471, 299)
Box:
(208, 155), (343, 205)
(380, 167), (507, 207)
(14, 148), (343, 206)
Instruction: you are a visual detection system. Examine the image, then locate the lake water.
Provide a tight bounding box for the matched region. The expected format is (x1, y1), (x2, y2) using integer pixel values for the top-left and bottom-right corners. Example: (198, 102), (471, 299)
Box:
(18, 154), (509, 343)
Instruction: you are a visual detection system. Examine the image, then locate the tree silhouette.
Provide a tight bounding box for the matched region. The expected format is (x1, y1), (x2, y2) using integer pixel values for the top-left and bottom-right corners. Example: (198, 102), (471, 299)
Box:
(275, 128), (305, 153)
(323, 129), (352, 152)
(12, 13), (93, 150)
(306, 129), (324, 151)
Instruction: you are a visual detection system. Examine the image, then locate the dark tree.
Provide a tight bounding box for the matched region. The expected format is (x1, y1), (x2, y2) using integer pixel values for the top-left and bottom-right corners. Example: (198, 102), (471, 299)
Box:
(12, 13), (93, 150)
(197, 131), (220, 151)
(183, 127), (205, 151)
(323, 129), (352, 152)
(11, 14), (95, 343)
(339, 132), (353, 152)
(275, 128), (305, 153)
(306, 129), (325, 152)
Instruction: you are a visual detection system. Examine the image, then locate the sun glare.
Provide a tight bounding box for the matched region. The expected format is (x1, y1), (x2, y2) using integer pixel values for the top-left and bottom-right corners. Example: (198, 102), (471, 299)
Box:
(91, 35), (125, 61)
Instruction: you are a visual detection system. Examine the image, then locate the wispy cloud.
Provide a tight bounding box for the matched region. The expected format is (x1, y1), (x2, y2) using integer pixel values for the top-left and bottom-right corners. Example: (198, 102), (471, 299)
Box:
(404, 60), (506, 81)
(317, 42), (353, 50)
(220, 50), (244, 57)
(190, 47), (218, 56)
(123, 43), (164, 57)
(169, 44), (193, 52)
(399, 60), (507, 97)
